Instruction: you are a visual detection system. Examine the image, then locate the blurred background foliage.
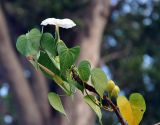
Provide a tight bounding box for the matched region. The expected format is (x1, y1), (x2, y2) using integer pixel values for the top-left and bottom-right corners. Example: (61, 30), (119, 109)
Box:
(0, 0), (160, 125)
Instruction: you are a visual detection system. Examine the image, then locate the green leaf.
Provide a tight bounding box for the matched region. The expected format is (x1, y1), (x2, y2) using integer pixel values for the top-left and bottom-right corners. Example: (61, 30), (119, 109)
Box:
(48, 92), (66, 116)
(61, 81), (74, 95)
(91, 68), (108, 98)
(27, 28), (42, 55)
(38, 52), (60, 78)
(57, 41), (80, 75)
(41, 33), (57, 57)
(16, 28), (42, 56)
(129, 93), (146, 125)
(16, 35), (29, 56)
(78, 60), (91, 81)
(84, 95), (102, 125)
(57, 40), (67, 53)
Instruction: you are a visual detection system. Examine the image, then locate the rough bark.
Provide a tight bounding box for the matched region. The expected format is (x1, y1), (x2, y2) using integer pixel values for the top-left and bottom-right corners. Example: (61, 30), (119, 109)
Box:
(78, 0), (110, 67)
(61, 0), (110, 125)
(0, 7), (44, 125)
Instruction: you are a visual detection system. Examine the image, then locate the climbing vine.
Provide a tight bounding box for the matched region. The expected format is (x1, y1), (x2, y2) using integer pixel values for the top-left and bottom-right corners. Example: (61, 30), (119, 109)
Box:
(16, 18), (146, 125)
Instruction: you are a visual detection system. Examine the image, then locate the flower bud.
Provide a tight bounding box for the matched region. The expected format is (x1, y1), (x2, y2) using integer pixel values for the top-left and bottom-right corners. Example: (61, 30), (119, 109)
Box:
(106, 80), (115, 92)
(111, 85), (120, 98)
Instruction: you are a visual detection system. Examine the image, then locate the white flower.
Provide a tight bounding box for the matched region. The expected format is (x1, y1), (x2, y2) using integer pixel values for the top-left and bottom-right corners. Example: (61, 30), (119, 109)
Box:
(41, 18), (76, 29)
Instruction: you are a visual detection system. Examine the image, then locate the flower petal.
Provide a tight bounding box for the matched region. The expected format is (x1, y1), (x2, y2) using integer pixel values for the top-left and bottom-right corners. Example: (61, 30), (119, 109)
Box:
(41, 18), (76, 29)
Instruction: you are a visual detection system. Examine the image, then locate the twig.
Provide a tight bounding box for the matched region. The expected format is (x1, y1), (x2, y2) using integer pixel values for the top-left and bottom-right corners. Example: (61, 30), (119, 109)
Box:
(36, 62), (126, 125)
(104, 96), (125, 125)
(71, 69), (98, 94)
(71, 69), (126, 125)
(38, 63), (55, 77)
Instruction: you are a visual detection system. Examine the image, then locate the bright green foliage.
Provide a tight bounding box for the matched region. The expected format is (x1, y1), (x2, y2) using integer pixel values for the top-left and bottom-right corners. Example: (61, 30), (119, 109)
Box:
(27, 28), (41, 53)
(84, 95), (102, 125)
(78, 60), (91, 81)
(16, 28), (41, 57)
(16, 35), (30, 56)
(16, 26), (146, 125)
(129, 93), (146, 125)
(57, 41), (80, 75)
(91, 68), (108, 98)
(16, 28), (42, 69)
(48, 92), (66, 116)
(117, 93), (146, 125)
(41, 33), (57, 57)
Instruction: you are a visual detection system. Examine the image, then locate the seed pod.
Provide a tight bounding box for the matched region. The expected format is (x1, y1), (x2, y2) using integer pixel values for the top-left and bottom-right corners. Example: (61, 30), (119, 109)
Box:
(111, 85), (120, 98)
(106, 80), (115, 92)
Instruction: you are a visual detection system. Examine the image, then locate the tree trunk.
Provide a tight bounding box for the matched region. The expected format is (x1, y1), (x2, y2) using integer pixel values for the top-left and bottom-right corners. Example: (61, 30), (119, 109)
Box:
(61, 0), (110, 125)
(30, 68), (52, 125)
(0, 6), (44, 125)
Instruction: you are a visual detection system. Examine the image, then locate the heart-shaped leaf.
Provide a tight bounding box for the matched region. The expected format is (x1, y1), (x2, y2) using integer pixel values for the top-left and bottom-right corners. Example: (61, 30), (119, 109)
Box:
(84, 95), (102, 125)
(91, 68), (108, 98)
(78, 60), (91, 81)
(57, 41), (80, 75)
(117, 93), (146, 125)
(48, 92), (66, 116)
(16, 35), (30, 56)
(40, 33), (57, 57)
(16, 28), (42, 56)
(26, 28), (42, 55)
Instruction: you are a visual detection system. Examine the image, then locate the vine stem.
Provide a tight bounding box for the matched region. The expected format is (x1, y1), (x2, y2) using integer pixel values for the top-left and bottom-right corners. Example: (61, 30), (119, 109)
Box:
(55, 25), (60, 40)
(71, 69), (126, 125)
(35, 61), (125, 124)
